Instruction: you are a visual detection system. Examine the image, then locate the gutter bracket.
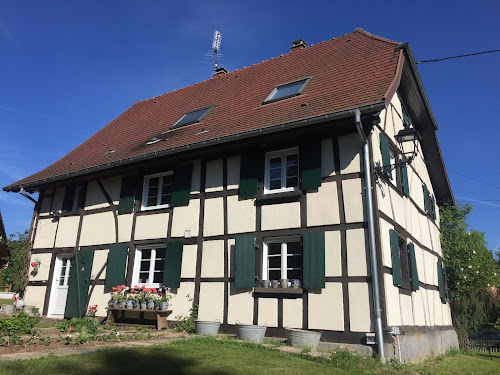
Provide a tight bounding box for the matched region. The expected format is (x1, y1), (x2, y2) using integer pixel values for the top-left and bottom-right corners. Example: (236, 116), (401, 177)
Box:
(19, 186), (38, 205)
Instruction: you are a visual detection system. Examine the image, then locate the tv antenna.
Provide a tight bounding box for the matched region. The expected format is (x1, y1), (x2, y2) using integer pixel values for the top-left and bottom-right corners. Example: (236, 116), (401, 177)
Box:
(212, 30), (222, 70)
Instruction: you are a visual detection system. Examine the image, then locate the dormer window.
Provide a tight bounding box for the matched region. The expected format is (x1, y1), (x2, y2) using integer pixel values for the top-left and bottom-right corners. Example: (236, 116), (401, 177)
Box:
(170, 106), (214, 130)
(264, 77), (311, 104)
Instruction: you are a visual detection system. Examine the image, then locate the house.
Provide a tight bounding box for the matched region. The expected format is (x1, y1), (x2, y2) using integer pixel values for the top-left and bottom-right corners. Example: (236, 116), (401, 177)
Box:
(3, 29), (458, 362)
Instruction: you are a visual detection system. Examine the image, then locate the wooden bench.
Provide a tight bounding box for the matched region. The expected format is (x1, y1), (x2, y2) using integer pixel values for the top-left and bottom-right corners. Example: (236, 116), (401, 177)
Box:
(106, 307), (172, 330)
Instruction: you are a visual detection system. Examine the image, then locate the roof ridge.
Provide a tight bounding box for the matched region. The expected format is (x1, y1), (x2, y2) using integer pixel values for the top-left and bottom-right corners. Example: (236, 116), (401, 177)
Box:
(353, 28), (400, 46)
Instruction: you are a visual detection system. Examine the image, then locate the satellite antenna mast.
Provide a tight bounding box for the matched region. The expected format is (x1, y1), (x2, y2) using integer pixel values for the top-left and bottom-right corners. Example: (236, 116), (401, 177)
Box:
(212, 30), (222, 71)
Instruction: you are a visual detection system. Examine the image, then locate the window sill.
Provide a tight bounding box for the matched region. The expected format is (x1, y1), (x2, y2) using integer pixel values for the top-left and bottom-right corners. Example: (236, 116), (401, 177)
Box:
(255, 190), (302, 206)
(254, 287), (304, 296)
(137, 206), (171, 215)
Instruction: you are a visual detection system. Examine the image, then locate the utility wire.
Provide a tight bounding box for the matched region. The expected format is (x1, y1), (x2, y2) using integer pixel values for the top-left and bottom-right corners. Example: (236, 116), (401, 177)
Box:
(416, 49), (500, 64)
(424, 160), (500, 189)
(455, 196), (500, 208)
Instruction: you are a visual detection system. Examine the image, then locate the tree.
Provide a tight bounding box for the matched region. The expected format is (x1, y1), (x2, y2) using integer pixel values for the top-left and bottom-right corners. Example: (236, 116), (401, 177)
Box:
(440, 204), (498, 347)
(0, 230), (30, 295)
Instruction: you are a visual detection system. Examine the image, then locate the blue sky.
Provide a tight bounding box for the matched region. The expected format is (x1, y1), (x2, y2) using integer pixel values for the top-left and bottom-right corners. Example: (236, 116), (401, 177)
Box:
(1, 1), (499, 251)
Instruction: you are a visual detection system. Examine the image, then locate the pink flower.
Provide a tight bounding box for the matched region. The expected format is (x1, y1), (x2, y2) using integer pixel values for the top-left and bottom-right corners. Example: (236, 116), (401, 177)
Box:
(31, 262), (37, 267)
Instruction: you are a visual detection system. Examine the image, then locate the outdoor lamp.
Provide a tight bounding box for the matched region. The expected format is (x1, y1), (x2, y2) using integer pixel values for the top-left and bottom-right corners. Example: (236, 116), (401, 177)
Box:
(395, 126), (421, 144)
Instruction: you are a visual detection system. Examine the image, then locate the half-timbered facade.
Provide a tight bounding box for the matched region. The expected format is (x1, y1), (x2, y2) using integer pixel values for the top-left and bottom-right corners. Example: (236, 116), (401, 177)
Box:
(3, 29), (457, 362)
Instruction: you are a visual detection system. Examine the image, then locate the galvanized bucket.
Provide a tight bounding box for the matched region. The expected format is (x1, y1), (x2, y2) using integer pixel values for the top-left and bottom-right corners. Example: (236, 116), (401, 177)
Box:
(237, 323), (267, 343)
(195, 320), (221, 336)
(286, 328), (322, 348)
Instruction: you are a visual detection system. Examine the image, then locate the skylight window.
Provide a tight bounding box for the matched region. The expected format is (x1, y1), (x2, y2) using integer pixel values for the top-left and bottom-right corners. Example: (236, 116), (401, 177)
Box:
(264, 77), (311, 103)
(171, 106), (214, 130)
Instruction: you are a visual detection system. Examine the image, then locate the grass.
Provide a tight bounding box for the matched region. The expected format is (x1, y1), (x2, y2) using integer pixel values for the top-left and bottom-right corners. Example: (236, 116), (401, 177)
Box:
(0, 300), (13, 306)
(0, 336), (498, 375)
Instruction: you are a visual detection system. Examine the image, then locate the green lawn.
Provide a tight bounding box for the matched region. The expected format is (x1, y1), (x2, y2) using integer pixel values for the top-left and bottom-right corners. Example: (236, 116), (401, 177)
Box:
(0, 337), (498, 375)
(0, 300), (13, 306)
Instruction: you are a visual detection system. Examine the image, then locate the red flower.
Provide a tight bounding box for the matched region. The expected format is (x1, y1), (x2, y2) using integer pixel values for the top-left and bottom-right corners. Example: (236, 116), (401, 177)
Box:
(31, 262), (37, 267)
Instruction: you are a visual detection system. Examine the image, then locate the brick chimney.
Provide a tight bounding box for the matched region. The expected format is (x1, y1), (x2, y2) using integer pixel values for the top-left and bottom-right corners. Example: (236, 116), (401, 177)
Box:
(291, 39), (307, 51)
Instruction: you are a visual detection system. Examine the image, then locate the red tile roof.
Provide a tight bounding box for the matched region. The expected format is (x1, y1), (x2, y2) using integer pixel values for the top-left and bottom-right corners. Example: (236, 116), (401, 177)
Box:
(5, 29), (401, 191)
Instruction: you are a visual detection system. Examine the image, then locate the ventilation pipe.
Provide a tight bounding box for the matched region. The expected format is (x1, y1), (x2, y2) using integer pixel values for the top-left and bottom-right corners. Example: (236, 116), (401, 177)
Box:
(353, 108), (385, 362)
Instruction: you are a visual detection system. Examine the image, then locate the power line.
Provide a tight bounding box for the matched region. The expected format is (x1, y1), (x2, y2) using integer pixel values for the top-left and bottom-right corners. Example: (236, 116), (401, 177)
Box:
(424, 160), (500, 189)
(454, 196), (500, 208)
(416, 49), (500, 64)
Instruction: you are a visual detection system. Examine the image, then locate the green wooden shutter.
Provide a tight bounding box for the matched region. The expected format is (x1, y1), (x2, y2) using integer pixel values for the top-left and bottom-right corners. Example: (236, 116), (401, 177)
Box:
(302, 231), (326, 289)
(163, 241), (184, 288)
(300, 141), (322, 190)
(402, 156), (410, 197)
(437, 261), (445, 300)
(408, 243), (419, 291)
(431, 195), (436, 220)
(380, 133), (391, 178)
(62, 186), (75, 212)
(239, 153), (260, 198)
(443, 267), (450, 299)
(78, 183), (87, 209)
(234, 236), (255, 288)
(118, 175), (138, 215)
(390, 229), (402, 287)
(171, 165), (192, 207)
(64, 249), (95, 318)
(105, 243), (129, 289)
(423, 183), (429, 213)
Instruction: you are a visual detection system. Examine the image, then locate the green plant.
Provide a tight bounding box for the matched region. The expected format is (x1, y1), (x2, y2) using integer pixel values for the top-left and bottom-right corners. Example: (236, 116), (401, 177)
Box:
(55, 317), (100, 336)
(440, 204), (499, 347)
(173, 295), (197, 333)
(0, 312), (39, 336)
(301, 345), (312, 354)
(0, 230), (29, 294)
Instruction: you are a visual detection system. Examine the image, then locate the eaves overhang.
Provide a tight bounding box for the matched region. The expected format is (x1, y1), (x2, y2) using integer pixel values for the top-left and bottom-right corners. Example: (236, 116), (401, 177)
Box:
(3, 102), (387, 193)
(395, 42), (454, 206)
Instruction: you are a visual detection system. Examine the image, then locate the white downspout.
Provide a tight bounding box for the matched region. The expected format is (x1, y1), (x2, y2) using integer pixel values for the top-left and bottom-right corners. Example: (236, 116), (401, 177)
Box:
(353, 108), (385, 362)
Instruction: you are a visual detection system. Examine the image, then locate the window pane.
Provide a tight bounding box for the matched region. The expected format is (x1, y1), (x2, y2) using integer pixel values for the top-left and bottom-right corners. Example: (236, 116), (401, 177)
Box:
(267, 79), (307, 102)
(287, 269), (301, 280)
(268, 243), (281, 255)
(286, 177), (298, 188)
(142, 249), (151, 260)
(270, 168), (281, 180)
(155, 248), (166, 260)
(287, 255), (301, 269)
(269, 270), (281, 280)
(268, 256), (281, 269)
(140, 261), (150, 272)
(153, 272), (164, 283)
(287, 241), (301, 255)
(270, 180), (282, 190)
(160, 175), (173, 205)
(286, 154), (298, 167)
(155, 260), (164, 270)
(148, 177), (159, 188)
(138, 273), (149, 284)
(172, 107), (212, 129)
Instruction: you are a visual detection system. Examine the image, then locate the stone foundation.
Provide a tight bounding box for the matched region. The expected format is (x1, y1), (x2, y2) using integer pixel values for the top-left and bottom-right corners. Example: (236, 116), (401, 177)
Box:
(383, 328), (459, 363)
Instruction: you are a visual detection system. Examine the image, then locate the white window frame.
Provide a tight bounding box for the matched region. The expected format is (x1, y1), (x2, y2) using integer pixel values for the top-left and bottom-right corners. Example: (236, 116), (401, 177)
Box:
(389, 149), (397, 186)
(141, 171), (173, 210)
(264, 147), (299, 194)
(132, 247), (165, 288)
(261, 237), (302, 281)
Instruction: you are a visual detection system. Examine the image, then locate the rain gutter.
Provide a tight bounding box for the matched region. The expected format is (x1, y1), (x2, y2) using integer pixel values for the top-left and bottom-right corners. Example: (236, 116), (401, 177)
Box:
(4, 102), (386, 192)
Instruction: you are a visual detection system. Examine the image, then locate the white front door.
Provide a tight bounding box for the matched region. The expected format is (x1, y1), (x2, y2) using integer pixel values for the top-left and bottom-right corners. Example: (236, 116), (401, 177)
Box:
(48, 255), (72, 318)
